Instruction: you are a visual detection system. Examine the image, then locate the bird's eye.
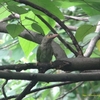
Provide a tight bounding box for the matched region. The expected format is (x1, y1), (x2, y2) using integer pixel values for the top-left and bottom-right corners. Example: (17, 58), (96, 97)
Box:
(48, 34), (52, 36)
(46, 34), (52, 38)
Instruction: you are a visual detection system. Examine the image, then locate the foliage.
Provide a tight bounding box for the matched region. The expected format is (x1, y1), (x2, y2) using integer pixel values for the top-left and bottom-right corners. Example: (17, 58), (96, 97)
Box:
(0, 0), (100, 100)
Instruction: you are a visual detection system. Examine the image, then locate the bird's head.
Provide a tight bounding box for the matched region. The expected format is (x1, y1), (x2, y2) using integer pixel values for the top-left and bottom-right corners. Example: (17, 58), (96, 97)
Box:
(42, 34), (58, 44)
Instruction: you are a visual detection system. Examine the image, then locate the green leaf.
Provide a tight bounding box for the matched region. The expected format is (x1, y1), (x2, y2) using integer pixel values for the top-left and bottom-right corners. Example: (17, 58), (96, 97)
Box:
(91, 3), (100, 12)
(31, 23), (44, 35)
(70, 0), (100, 3)
(54, 0), (83, 8)
(96, 40), (100, 51)
(0, 0), (12, 3)
(21, 11), (55, 34)
(68, 0), (100, 15)
(75, 24), (96, 41)
(69, 0), (83, 2)
(91, 50), (100, 57)
(78, 4), (100, 16)
(35, 15), (56, 34)
(84, 0), (100, 3)
(11, 44), (24, 61)
(89, 15), (100, 24)
(18, 37), (37, 57)
(7, 1), (28, 14)
(20, 12), (34, 31)
(83, 33), (97, 44)
(29, 0), (64, 19)
(0, 6), (11, 20)
(6, 24), (24, 38)
(42, 89), (50, 99)
(0, 50), (9, 59)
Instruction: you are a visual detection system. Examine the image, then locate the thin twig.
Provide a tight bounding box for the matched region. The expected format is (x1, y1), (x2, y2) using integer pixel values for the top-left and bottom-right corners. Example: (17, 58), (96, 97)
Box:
(30, 81), (76, 93)
(0, 40), (18, 50)
(2, 80), (8, 100)
(84, 35), (100, 57)
(0, 81), (78, 100)
(0, 13), (19, 22)
(84, 21), (100, 57)
(2, 2), (35, 42)
(64, 15), (89, 22)
(56, 81), (84, 100)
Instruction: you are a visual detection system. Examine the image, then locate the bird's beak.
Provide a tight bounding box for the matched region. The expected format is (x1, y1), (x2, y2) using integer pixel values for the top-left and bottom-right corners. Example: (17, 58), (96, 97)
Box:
(46, 34), (58, 39)
(51, 34), (58, 38)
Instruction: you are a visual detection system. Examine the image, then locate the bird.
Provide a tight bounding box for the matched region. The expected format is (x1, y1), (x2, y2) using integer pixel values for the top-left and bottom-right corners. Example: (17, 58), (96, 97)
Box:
(36, 34), (58, 72)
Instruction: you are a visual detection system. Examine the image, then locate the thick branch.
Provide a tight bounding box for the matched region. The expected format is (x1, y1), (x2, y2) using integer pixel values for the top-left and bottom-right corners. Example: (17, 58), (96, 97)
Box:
(1, 70), (100, 82)
(15, 80), (37, 100)
(0, 58), (100, 71)
(57, 58), (100, 71)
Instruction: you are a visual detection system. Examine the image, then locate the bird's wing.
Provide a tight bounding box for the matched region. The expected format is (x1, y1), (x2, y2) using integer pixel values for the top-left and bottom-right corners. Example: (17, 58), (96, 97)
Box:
(36, 45), (41, 62)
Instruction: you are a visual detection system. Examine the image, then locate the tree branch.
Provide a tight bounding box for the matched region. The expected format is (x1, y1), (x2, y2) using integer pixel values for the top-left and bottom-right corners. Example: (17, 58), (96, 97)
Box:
(64, 15), (89, 22)
(1, 70), (100, 82)
(57, 81), (84, 100)
(84, 34), (100, 57)
(36, 15), (77, 55)
(15, 80), (38, 100)
(0, 22), (67, 59)
(0, 58), (100, 71)
(0, 13), (19, 22)
(56, 23), (78, 31)
(2, 80), (8, 100)
(84, 21), (100, 57)
(0, 81), (78, 100)
(14, 0), (83, 56)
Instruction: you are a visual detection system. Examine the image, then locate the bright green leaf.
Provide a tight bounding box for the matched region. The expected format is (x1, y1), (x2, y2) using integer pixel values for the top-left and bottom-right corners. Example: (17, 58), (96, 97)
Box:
(90, 50), (100, 57)
(18, 37), (37, 57)
(21, 11), (55, 34)
(75, 24), (96, 41)
(0, 6), (11, 20)
(6, 24), (24, 38)
(20, 12), (34, 30)
(96, 40), (100, 51)
(35, 15), (56, 34)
